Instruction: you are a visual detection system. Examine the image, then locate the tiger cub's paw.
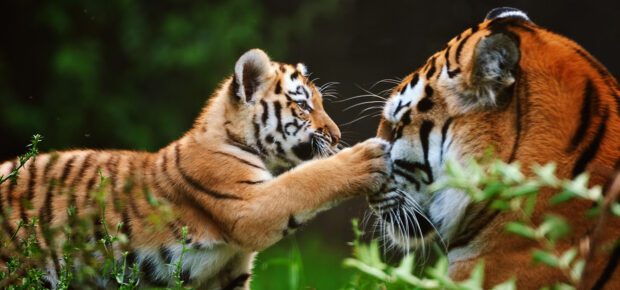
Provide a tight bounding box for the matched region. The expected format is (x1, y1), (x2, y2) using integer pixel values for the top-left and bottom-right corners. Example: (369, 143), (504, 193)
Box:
(340, 137), (392, 195)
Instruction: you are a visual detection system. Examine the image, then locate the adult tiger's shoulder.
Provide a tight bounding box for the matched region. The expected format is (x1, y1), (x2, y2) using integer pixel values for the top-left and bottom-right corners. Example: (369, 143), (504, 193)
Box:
(369, 7), (620, 289)
(0, 49), (391, 289)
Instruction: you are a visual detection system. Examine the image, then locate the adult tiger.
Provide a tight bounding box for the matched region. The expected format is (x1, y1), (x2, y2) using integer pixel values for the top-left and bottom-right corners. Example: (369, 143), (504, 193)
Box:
(0, 49), (391, 289)
(369, 7), (620, 289)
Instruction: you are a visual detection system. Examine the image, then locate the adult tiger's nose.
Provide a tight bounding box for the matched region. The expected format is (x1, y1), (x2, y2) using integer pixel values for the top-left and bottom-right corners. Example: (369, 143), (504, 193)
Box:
(376, 118), (394, 142)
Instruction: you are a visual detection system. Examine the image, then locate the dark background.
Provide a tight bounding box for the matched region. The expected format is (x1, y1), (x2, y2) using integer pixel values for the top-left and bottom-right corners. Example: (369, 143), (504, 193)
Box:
(1, 0), (618, 287)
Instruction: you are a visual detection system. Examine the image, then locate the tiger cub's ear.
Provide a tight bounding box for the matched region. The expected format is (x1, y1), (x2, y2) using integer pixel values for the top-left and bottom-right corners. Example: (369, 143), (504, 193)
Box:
(233, 49), (274, 103)
(460, 33), (520, 112)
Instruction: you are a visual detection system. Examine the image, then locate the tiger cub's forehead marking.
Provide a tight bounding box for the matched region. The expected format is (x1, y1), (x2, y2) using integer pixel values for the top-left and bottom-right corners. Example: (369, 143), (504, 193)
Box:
(278, 63), (317, 107)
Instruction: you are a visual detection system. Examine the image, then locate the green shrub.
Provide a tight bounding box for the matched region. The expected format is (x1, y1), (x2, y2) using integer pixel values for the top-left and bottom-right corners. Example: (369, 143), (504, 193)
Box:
(343, 158), (615, 290)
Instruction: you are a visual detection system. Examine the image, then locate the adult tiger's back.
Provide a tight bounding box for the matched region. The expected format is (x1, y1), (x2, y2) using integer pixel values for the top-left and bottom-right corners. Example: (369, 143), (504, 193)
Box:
(0, 49), (391, 288)
(368, 7), (620, 289)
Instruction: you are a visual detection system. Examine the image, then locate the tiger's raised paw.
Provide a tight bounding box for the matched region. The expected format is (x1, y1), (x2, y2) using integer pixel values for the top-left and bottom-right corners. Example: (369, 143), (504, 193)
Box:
(339, 137), (392, 195)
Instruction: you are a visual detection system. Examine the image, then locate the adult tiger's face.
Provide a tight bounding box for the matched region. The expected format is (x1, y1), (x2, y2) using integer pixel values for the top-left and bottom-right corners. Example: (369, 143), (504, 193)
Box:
(369, 8), (620, 250)
(228, 49), (341, 171)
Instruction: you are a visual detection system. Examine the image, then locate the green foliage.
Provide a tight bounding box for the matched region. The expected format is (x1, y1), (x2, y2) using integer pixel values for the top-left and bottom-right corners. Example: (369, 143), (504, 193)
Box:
(0, 134), (42, 184)
(344, 158), (616, 289)
(0, 135), (191, 289)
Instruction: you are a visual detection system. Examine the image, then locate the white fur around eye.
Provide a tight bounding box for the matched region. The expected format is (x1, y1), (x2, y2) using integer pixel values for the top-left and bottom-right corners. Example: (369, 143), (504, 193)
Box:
(383, 77), (425, 123)
(296, 63), (308, 76)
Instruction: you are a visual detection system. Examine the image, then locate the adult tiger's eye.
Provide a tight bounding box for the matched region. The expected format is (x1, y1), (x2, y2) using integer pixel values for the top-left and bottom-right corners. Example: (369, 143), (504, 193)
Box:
(296, 101), (311, 112)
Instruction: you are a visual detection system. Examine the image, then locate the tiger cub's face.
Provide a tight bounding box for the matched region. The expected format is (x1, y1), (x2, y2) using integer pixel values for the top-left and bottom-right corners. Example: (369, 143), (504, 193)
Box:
(371, 10), (529, 249)
(228, 49), (341, 171)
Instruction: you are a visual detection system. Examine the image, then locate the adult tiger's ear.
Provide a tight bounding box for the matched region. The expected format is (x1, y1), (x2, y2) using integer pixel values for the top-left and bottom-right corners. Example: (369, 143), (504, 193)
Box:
(459, 33), (520, 112)
(233, 49), (274, 103)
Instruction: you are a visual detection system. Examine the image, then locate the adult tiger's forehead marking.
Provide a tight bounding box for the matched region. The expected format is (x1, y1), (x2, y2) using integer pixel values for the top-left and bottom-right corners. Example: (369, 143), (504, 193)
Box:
(485, 7), (531, 21)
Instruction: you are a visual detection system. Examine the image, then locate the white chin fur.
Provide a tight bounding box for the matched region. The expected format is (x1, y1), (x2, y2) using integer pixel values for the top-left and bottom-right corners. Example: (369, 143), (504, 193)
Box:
(385, 222), (437, 250)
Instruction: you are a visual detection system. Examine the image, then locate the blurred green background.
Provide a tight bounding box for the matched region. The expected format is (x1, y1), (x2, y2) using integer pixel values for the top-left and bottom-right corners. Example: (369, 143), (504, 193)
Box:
(1, 0), (618, 289)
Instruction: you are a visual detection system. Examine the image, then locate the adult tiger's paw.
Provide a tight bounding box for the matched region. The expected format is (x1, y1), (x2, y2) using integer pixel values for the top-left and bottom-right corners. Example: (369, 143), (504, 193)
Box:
(338, 138), (392, 195)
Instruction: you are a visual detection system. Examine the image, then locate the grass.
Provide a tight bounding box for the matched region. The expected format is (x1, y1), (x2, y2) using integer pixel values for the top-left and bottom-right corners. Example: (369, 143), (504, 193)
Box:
(252, 234), (355, 290)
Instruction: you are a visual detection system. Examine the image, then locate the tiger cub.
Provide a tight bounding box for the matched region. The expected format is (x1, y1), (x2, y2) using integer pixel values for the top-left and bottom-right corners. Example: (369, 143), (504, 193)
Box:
(0, 49), (391, 289)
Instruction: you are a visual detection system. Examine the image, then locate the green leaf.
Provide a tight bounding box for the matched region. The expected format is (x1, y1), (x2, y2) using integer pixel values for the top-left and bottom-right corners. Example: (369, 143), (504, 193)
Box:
(559, 248), (577, 269)
(550, 190), (576, 205)
(539, 215), (571, 243)
(570, 259), (585, 282)
(491, 278), (517, 290)
(505, 222), (536, 239)
(611, 202), (620, 217)
(532, 249), (559, 268)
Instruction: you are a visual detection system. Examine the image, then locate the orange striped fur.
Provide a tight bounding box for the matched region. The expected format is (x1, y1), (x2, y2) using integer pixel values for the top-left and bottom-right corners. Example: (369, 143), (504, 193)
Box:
(371, 8), (620, 288)
(0, 49), (391, 289)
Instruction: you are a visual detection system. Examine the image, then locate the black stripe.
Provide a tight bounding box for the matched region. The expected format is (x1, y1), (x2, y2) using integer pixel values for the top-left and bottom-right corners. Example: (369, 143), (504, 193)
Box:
(573, 48), (620, 117)
(426, 56), (437, 79)
(444, 45), (452, 71)
(275, 81), (282, 94)
(70, 153), (93, 189)
(409, 73), (419, 89)
(214, 151), (265, 170)
(158, 147), (237, 244)
(572, 110), (609, 177)
(439, 117), (453, 161)
(223, 273), (251, 290)
(225, 128), (263, 157)
(69, 153), (93, 217)
(447, 68), (461, 78)
(290, 71), (299, 80)
(6, 159), (19, 219)
(40, 156), (69, 275)
(274, 101), (286, 139)
(253, 121), (266, 154)
(260, 100), (269, 125)
(592, 242), (620, 290)
(394, 159), (433, 185)
(161, 172), (234, 243)
(288, 215), (302, 229)
(60, 155), (76, 182)
(231, 75), (240, 99)
(148, 167), (182, 242)
(0, 161), (17, 245)
(159, 246), (174, 264)
(419, 120), (434, 182)
(238, 180), (266, 184)
(454, 32), (473, 65)
(509, 71), (528, 162)
(392, 168), (421, 191)
(418, 86), (434, 113)
(106, 155), (122, 212)
(568, 79), (597, 152)
(393, 110), (411, 140)
(393, 100), (411, 118)
(123, 159), (145, 221)
(20, 157), (37, 223)
(41, 156), (74, 224)
(173, 144), (242, 200)
(448, 204), (500, 250)
(141, 257), (167, 286)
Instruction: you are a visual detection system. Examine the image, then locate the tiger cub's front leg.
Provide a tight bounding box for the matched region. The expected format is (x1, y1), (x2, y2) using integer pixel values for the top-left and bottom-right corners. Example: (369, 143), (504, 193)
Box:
(227, 138), (391, 252)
